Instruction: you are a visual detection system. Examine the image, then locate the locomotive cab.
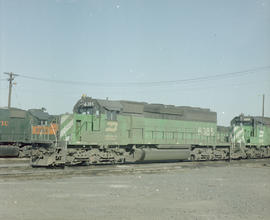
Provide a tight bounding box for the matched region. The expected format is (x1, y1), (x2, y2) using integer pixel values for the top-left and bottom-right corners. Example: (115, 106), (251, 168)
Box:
(231, 115), (254, 144)
(230, 114), (270, 159)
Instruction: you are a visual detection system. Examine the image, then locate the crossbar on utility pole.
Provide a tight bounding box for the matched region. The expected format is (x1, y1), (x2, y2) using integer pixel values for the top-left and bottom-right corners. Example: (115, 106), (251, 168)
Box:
(3, 72), (19, 108)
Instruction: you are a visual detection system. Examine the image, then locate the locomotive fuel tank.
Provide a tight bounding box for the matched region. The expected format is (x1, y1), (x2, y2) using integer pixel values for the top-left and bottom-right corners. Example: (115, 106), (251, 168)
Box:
(136, 148), (190, 162)
(0, 145), (19, 157)
(131, 145), (190, 162)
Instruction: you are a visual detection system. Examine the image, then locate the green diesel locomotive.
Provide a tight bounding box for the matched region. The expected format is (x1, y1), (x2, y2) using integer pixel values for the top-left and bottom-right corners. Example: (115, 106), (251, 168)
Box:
(230, 115), (270, 159)
(31, 96), (270, 166)
(0, 107), (57, 157)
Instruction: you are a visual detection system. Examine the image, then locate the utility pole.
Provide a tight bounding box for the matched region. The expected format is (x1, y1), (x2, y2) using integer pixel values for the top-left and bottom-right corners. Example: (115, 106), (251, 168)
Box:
(3, 72), (18, 108)
(262, 94), (265, 124)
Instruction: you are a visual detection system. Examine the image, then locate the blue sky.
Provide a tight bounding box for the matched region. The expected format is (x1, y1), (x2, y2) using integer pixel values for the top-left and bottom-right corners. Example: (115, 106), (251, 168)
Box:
(0, 0), (270, 125)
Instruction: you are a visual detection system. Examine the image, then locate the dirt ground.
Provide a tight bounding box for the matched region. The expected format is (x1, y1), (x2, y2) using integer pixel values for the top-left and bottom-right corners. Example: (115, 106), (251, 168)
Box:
(0, 159), (270, 220)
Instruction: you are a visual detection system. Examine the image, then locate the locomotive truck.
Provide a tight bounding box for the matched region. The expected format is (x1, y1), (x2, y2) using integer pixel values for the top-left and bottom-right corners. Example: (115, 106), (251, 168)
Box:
(30, 95), (270, 167)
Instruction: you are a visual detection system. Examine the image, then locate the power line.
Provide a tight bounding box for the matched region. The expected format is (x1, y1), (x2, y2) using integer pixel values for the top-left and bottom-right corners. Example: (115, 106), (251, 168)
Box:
(11, 78), (270, 96)
(13, 65), (270, 87)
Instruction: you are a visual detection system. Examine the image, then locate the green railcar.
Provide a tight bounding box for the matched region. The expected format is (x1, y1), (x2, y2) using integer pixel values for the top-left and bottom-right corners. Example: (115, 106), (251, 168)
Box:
(0, 107), (57, 157)
(31, 96), (232, 166)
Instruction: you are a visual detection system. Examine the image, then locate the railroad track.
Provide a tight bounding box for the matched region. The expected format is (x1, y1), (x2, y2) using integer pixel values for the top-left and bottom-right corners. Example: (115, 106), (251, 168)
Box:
(0, 159), (269, 180)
